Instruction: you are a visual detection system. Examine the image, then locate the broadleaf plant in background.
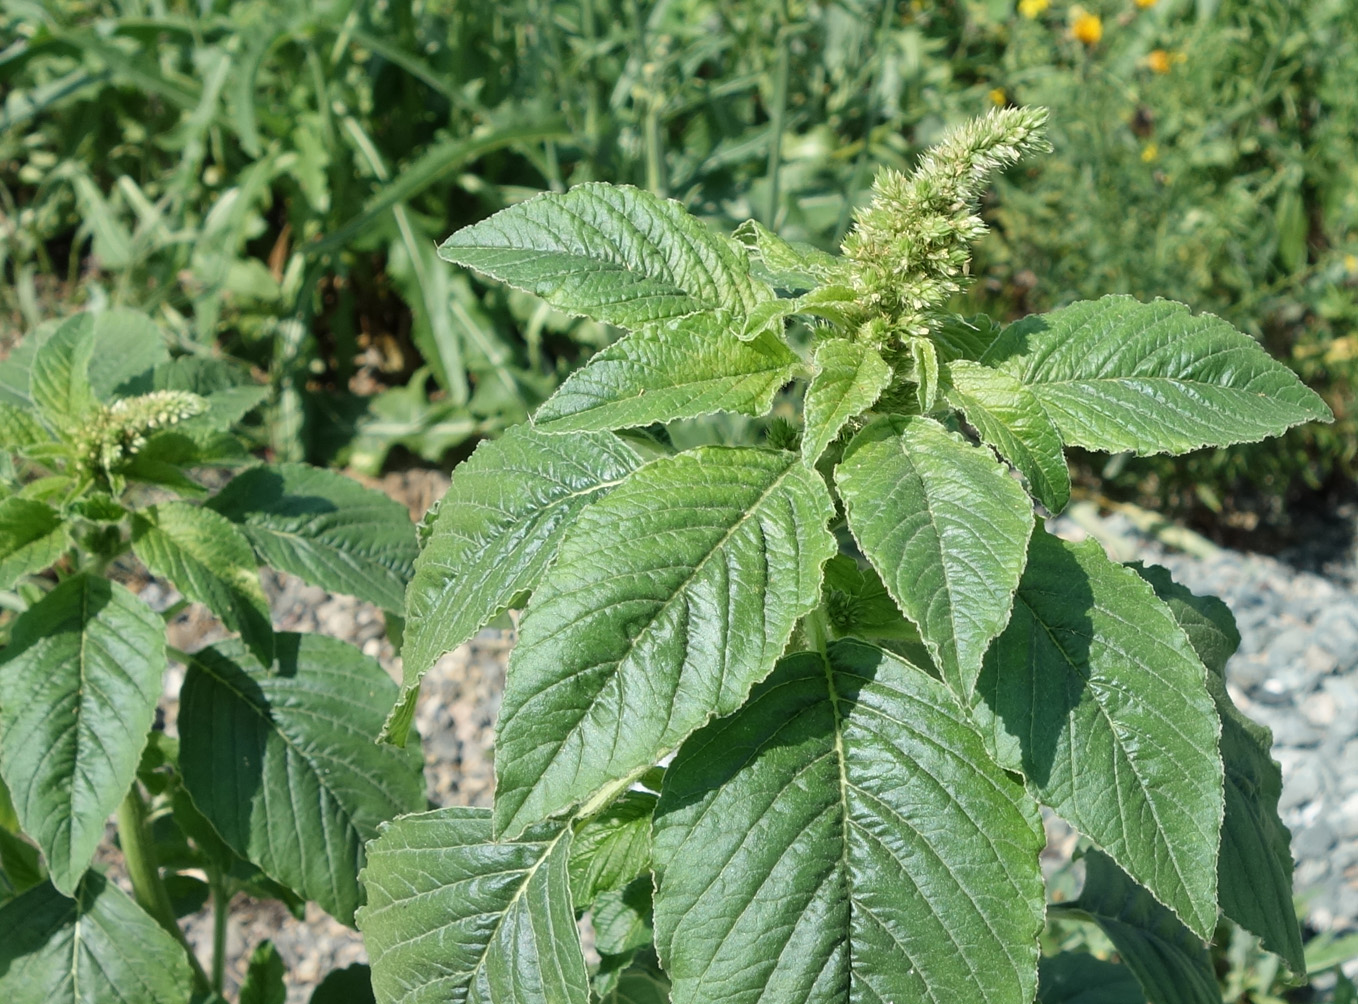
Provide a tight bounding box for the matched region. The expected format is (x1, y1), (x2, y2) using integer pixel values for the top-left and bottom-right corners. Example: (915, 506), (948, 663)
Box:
(369, 107), (1332, 1003)
(0, 310), (424, 998)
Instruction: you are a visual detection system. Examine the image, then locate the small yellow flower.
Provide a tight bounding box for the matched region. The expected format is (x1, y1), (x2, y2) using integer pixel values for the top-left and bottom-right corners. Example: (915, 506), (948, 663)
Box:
(1072, 10), (1103, 45)
(1147, 49), (1172, 73)
(1019, 0), (1049, 18)
(1141, 142), (1159, 163)
(1345, 252), (1358, 274)
(989, 87), (1008, 107)
(1135, 0), (1158, 7)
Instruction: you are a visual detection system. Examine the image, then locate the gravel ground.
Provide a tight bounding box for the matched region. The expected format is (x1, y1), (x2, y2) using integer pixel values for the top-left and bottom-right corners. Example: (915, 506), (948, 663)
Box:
(112, 472), (1357, 1000)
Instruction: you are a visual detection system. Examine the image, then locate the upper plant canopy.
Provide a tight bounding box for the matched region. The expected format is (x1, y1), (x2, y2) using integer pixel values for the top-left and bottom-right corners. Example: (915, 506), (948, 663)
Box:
(365, 107), (1330, 1004)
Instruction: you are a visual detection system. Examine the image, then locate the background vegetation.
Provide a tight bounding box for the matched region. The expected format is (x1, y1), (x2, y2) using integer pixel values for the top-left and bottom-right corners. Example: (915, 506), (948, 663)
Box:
(4, 0), (1355, 533)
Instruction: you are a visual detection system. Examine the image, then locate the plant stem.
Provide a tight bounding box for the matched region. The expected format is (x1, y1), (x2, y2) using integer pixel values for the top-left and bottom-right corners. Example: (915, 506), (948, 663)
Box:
(209, 870), (229, 995)
(117, 785), (211, 994)
(803, 604), (830, 655)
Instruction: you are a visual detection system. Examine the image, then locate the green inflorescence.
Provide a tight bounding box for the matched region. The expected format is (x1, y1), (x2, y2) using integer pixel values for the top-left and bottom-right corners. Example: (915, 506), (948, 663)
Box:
(841, 106), (1051, 347)
(75, 390), (207, 475)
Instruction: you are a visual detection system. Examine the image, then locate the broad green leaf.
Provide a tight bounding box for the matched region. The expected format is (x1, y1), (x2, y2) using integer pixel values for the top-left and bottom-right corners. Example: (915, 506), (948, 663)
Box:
(81, 309), (170, 401)
(0, 575), (165, 894)
(568, 790), (656, 910)
(0, 874), (195, 1003)
(0, 497), (69, 589)
(178, 634), (426, 925)
(733, 219), (839, 290)
(357, 807), (589, 1004)
(982, 296), (1332, 455)
(801, 339), (891, 465)
(207, 463), (418, 613)
(29, 315), (97, 431)
(132, 501), (274, 666)
(0, 323), (56, 408)
(494, 446), (836, 838)
(931, 314), (1002, 363)
(1036, 953), (1146, 1004)
(439, 183), (769, 328)
(944, 359), (1070, 513)
(972, 533), (1223, 937)
(532, 318), (800, 434)
(1131, 563), (1303, 972)
(1055, 850), (1218, 1004)
(241, 941), (286, 1004)
(386, 427), (642, 745)
(593, 877), (652, 957)
(0, 403), (50, 452)
(652, 641), (1045, 1004)
(836, 415), (1034, 700)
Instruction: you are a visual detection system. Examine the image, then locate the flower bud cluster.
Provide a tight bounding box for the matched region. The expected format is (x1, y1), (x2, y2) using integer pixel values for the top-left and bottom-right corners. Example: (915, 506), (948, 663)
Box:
(76, 390), (207, 473)
(841, 106), (1050, 344)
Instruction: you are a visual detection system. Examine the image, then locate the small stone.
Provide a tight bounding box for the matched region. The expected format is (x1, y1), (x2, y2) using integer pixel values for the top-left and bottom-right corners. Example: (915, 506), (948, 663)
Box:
(1293, 819), (1336, 861)
(1279, 762), (1324, 810)
(1302, 691), (1339, 727)
(1303, 643), (1339, 676)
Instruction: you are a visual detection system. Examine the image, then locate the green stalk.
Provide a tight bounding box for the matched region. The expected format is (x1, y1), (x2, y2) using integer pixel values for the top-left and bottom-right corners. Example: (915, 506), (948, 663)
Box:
(209, 870), (229, 994)
(803, 604), (831, 656)
(117, 785), (211, 994)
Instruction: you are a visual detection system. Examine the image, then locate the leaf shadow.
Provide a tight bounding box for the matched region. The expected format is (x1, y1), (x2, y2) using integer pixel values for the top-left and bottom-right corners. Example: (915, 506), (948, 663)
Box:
(974, 531), (1094, 789)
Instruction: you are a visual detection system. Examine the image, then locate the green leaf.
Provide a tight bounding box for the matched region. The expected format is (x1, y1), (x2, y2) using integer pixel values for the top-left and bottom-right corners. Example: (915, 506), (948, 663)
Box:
(240, 941), (286, 1004)
(132, 501), (274, 666)
(29, 315), (97, 431)
(982, 296), (1332, 455)
(0, 497), (69, 589)
(532, 318), (800, 434)
(0, 403), (50, 452)
(178, 634), (426, 925)
(652, 640), (1045, 1004)
(836, 415), (1034, 700)
(439, 183), (770, 329)
(357, 807), (589, 1004)
(0, 575), (165, 894)
(944, 359), (1070, 513)
(593, 877), (653, 957)
(1036, 953), (1146, 1004)
(733, 219), (839, 290)
(494, 446), (836, 838)
(568, 790), (656, 910)
(1131, 563), (1303, 972)
(0, 874), (195, 1003)
(386, 427), (642, 745)
(0, 323), (56, 408)
(0, 779), (45, 894)
(309, 965), (375, 1004)
(1057, 850), (1219, 1004)
(931, 314), (1002, 363)
(801, 339), (891, 465)
(206, 464), (418, 613)
(971, 533), (1223, 937)
(81, 309), (170, 401)
(597, 955), (671, 1004)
